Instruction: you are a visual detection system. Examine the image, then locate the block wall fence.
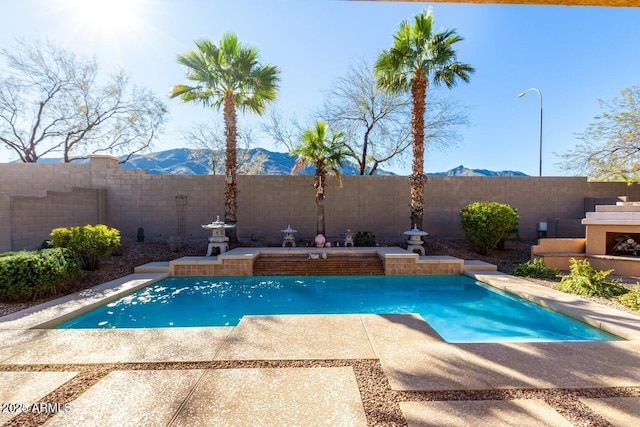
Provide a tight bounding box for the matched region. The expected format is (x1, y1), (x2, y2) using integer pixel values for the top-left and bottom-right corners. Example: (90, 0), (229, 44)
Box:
(2, 155), (640, 252)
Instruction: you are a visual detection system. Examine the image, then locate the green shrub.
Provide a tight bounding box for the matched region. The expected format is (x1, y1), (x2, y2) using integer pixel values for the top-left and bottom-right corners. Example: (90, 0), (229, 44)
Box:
(354, 231), (376, 247)
(459, 202), (519, 255)
(51, 224), (121, 271)
(513, 258), (560, 279)
(555, 258), (628, 298)
(0, 252), (18, 259)
(618, 287), (640, 311)
(0, 248), (80, 301)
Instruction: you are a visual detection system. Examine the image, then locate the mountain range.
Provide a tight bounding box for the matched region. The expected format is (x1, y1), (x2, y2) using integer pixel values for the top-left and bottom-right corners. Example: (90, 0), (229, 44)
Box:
(37, 147), (527, 177)
(425, 164), (527, 177)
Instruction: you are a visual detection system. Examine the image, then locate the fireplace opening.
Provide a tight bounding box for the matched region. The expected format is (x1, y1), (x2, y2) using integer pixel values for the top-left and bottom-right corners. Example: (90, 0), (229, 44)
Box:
(607, 232), (640, 256)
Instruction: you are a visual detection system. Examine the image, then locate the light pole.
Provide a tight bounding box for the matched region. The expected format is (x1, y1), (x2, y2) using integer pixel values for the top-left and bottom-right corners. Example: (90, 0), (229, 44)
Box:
(517, 88), (543, 177)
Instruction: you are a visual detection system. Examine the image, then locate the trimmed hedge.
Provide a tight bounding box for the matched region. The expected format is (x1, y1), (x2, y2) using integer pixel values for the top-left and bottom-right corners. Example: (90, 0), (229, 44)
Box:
(459, 202), (519, 255)
(51, 224), (121, 271)
(0, 248), (81, 302)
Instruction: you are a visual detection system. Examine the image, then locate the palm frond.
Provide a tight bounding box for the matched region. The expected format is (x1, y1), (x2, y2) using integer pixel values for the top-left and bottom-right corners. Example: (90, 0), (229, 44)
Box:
(374, 8), (473, 94)
(172, 33), (280, 115)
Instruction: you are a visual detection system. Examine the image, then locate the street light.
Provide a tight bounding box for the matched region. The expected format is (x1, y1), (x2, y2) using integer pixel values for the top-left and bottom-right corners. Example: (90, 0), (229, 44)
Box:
(517, 88), (543, 177)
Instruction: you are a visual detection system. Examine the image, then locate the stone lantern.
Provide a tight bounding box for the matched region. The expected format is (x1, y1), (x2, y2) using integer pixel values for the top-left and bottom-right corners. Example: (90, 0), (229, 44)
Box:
(202, 216), (235, 256)
(344, 229), (354, 247)
(404, 225), (428, 256)
(281, 225), (297, 247)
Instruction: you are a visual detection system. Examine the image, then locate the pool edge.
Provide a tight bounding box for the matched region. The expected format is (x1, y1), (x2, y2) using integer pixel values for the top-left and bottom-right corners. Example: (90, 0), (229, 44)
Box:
(0, 272), (169, 330)
(465, 270), (640, 341)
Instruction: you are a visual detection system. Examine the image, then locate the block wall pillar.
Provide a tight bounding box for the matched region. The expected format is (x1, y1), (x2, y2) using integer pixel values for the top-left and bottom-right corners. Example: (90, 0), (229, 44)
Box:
(0, 193), (11, 253)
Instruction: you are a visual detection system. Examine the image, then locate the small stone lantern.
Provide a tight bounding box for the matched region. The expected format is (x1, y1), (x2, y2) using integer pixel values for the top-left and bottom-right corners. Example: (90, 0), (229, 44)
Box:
(202, 216), (235, 256)
(281, 225), (297, 247)
(404, 225), (428, 256)
(344, 229), (354, 247)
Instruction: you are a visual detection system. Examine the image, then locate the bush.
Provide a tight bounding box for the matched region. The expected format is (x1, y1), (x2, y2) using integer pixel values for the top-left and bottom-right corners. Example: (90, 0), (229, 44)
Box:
(555, 258), (628, 298)
(0, 248), (81, 301)
(51, 224), (121, 271)
(354, 231), (376, 247)
(618, 287), (640, 311)
(459, 202), (519, 255)
(513, 258), (559, 279)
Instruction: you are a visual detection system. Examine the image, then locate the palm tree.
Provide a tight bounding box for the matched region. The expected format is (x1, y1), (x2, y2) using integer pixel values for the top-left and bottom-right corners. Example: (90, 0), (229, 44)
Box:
(375, 9), (474, 230)
(170, 33), (280, 241)
(291, 121), (350, 236)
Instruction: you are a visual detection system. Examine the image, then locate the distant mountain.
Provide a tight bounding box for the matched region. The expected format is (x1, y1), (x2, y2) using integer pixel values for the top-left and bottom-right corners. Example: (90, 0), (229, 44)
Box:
(426, 165), (527, 177)
(119, 148), (397, 176)
(29, 150), (526, 177)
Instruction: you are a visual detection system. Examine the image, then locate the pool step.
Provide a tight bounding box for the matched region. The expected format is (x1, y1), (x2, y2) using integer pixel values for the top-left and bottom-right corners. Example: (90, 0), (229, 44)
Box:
(461, 260), (497, 272)
(134, 261), (171, 273)
(253, 256), (384, 276)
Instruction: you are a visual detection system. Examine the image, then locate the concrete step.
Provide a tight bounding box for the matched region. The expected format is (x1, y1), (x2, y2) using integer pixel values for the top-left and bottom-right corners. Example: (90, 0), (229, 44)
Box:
(461, 260), (497, 272)
(253, 256), (384, 276)
(134, 261), (171, 273)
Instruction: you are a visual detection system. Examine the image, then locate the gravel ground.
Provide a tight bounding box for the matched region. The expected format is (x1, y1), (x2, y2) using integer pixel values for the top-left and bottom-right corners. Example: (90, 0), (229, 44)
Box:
(3, 360), (639, 427)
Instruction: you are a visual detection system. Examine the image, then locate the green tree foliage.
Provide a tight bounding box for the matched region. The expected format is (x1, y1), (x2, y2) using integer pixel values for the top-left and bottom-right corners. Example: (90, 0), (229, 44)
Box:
(0, 38), (168, 163)
(375, 9), (474, 229)
(291, 121), (351, 236)
(561, 86), (640, 182)
(171, 33), (280, 241)
(0, 249), (80, 301)
(459, 202), (519, 255)
(555, 258), (628, 297)
(51, 224), (121, 271)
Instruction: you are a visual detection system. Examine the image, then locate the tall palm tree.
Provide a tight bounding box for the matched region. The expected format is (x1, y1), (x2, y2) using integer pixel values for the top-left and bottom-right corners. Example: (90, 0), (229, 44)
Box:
(291, 121), (350, 236)
(375, 9), (474, 230)
(170, 33), (280, 241)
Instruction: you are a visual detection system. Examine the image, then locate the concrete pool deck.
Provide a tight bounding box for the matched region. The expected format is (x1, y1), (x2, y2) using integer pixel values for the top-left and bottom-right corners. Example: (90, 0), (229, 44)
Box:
(1, 267), (640, 425)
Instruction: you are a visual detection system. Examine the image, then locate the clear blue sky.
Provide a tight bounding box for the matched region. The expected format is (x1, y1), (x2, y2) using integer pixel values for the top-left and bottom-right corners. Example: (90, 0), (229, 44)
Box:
(1, 0), (639, 176)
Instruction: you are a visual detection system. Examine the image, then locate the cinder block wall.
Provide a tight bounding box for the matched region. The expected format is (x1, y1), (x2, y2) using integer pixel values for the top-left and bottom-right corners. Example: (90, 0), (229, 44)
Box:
(0, 193), (11, 252)
(105, 170), (226, 241)
(0, 162), (91, 196)
(9, 188), (106, 250)
(101, 169), (640, 242)
(3, 156), (640, 251)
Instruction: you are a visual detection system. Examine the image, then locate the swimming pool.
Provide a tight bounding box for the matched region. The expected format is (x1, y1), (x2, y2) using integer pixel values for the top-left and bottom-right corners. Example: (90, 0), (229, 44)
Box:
(57, 275), (619, 343)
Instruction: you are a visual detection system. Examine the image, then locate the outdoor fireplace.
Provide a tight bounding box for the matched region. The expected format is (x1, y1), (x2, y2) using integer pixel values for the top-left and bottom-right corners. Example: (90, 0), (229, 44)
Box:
(533, 200), (640, 276)
(579, 202), (640, 275)
(607, 232), (640, 256)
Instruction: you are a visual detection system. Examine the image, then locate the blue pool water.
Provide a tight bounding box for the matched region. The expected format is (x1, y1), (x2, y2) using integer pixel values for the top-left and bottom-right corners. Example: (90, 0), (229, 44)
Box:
(57, 275), (619, 343)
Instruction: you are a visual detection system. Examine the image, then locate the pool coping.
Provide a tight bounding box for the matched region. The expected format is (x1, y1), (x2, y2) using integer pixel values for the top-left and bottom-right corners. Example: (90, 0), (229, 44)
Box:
(167, 247), (482, 276)
(0, 259), (639, 341)
(464, 271), (640, 341)
(0, 273), (169, 330)
(3, 261), (640, 425)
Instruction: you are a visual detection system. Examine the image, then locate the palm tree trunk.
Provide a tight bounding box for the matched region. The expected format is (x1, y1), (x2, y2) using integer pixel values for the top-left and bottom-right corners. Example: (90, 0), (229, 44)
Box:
(316, 194), (325, 236)
(409, 71), (427, 230)
(315, 161), (327, 235)
(223, 92), (239, 243)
